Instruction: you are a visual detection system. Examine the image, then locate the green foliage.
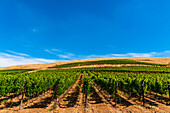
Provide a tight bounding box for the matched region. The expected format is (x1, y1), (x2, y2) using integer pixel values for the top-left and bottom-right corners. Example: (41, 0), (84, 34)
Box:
(1, 66), (170, 103)
(0, 69), (34, 75)
(0, 70), (80, 98)
(76, 66), (170, 73)
(78, 71), (95, 95)
(88, 71), (170, 97)
(90, 72), (117, 96)
(48, 66), (170, 74)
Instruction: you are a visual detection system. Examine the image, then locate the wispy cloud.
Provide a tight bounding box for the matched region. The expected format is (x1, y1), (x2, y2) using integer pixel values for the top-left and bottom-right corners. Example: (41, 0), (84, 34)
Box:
(45, 48), (170, 60)
(51, 49), (61, 52)
(0, 51), (58, 67)
(1, 50), (170, 67)
(84, 51), (170, 59)
(45, 49), (54, 54)
(44, 49), (62, 54)
(45, 49), (75, 59)
(6, 50), (30, 57)
(58, 53), (75, 59)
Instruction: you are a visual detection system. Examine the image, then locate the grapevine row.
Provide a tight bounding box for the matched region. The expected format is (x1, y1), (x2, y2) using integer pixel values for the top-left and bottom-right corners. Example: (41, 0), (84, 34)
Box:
(88, 71), (170, 100)
(0, 70), (80, 98)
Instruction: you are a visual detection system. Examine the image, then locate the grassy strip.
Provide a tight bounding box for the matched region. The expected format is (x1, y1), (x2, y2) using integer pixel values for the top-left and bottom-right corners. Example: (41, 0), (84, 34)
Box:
(0, 69), (34, 75)
(79, 66), (170, 73)
(50, 59), (166, 68)
(48, 66), (170, 73)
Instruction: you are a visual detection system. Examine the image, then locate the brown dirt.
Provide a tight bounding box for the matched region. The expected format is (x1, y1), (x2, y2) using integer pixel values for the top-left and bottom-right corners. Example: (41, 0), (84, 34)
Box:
(0, 57), (170, 70)
(0, 73), (121, 113)
(94, 83), (170, 113)
(0, 90), (54, 112)
(0, 72), (170, 113)
(1, 57), (170, 113)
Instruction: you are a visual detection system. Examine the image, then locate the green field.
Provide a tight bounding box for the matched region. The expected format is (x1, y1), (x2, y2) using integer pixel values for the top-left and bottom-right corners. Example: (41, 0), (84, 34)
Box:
(75, 66), (170, 73)
(89, 71), (170, 97)
(0, 62), (169, 109)
(0, 70), (80, 97)
(0, 69), (34, 75)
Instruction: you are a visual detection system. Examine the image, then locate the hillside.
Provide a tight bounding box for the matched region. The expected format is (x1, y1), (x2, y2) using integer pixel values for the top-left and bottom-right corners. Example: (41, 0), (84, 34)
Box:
(0, 57), (170, 70)
(1, 57), (170, 113)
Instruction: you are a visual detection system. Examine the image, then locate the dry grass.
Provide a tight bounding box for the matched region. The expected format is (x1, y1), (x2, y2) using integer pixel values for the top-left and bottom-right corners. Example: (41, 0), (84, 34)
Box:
(0, 57), (170, 70)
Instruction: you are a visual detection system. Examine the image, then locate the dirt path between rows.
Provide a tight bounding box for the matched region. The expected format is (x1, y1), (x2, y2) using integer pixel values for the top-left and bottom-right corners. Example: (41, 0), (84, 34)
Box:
(1, 72), (170, 113)
(49, 73), (122, 113)
(0, 73), (123, 113)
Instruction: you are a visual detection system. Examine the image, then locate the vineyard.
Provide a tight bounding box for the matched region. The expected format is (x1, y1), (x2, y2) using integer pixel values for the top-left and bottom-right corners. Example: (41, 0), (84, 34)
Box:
(0, 65), (170, 113)
(66, 66), (170, 73)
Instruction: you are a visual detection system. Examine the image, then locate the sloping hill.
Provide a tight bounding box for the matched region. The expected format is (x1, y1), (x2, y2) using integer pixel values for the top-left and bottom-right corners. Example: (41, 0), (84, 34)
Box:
(0, 57), (170, 70)
(50, 59), (166, 68)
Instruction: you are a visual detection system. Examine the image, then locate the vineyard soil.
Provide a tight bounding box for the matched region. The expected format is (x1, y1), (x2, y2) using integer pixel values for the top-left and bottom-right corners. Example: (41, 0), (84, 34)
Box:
(0, 57), (170, 113)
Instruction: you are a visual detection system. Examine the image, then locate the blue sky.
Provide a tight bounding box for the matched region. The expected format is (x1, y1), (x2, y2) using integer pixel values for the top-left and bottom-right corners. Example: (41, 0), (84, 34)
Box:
(0, 0), (170, 67)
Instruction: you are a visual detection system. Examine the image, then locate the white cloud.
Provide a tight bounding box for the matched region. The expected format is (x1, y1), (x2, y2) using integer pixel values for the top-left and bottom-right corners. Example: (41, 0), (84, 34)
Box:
(0, 52), (58, 67)
(45, 48), (170, 60)
(44, 49), (61, 54)
(1, 49), (170, 67)
(51, 49), (61, 52)
(6, 50), (30, 57)
(45, 49), (53, 54)
(45, 49), (74, 59)
(58, 53), (75, 59)
(58, 55), (70, 59)
(84, 51), (170, 59)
